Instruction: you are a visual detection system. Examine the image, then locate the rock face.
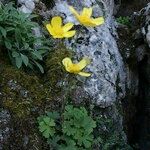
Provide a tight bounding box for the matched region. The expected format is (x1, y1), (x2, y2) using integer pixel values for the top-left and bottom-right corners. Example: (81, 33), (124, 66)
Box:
(46, 0), (126, 106)
(42, 0), (130, 147)
(142, 3), (150, 48)
(137, 3), (150, 149)
(18, 0), (36, 14)
(116, 1), (150, 149)
(0, 110), (11, 150)
(0, 0), (149, 150)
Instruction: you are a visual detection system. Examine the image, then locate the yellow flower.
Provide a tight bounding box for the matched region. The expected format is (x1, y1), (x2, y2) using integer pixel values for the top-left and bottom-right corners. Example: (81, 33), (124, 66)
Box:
(46, 16), (76, 38)
(62, 57), (91, 77)
(69, 6), (104, 27)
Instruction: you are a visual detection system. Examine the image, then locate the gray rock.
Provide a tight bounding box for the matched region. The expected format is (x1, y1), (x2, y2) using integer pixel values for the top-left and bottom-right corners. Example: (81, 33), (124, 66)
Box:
(18, 0), (26, 4)
(146, 25), (150, 47)
(136, 45), (146, 62)
(19, 5), (33, 14)
(25, 0), (35, 10)
(42, 2), (130, 147)
(45, 0), (126, 106)
(18, 0), (35, 14)
(7, 79), (29, 98)
(0, 110), (11, 149)
(142, 3), (150, 48)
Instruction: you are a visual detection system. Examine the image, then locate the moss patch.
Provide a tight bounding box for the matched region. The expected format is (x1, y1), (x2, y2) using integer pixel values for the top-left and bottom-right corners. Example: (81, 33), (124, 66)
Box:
(0, 44), (81, 149)
(0, 65), (51, 118)
(45, 44), (73, 92)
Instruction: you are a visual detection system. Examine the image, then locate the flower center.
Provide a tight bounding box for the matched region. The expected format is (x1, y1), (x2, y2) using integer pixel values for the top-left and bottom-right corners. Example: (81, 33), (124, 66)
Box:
(54, 28), (64, 35)
(80, 16), (89, 23)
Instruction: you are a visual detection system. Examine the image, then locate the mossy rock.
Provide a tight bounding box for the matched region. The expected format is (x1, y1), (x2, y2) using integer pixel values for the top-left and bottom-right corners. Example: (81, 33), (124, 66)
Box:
(0, 44), (78, 148)
(45, 44), (73, 92)
(0, 64), (51, 118)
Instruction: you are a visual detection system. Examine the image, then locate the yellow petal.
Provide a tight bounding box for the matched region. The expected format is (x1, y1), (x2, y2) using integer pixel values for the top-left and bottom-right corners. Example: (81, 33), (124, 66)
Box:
(63, 30), (76, 38)
(63, 22), (74, 32)
(69, 6), (80, 18)
(53, 35), (64, 38)
(76, 57), (91, 70)
(62, 57), (72, 67)
(62, 57), (73, 72)
(91, 17), (104, 25)
(51, 16), (62, 28)
(80, 20), (95, 27)
(78, 72), (91, 77)
(82, 8), (92, 17)
(46, 24), (55, 35)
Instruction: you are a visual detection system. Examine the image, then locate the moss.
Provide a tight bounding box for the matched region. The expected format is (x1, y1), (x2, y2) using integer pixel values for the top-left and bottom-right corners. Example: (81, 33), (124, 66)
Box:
(0, 44), (75, 119)
(0, 64), (51, 118)
(45, 44), (73, 92)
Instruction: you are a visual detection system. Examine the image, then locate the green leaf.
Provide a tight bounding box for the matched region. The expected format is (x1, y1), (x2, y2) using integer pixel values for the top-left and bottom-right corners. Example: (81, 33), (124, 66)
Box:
(29, 14), (38, 19)
(38, 116), (55, 139)
(15, 28), (22, 43)
(49, 128), (55, 137)
(12, 51), (19, 57)
(6, 27), (14, 32)
(32, 51), (43, 60)
(43, 130), (50, 138)
(15, 56), (22, 68)
(4, 40), (12, 49)
(83, 139), (91, 148)
(24, 43), (29, 49)
(43, 117), (51, 124)
(47, 135), (61, 147)
(0, 26), (6, 38)
(21, 54), (29, 66)
(39, 124), (47, 132)
(34, 61), (44, 73)
(49, 120), (55, 127)
(46, 112), (60, 120)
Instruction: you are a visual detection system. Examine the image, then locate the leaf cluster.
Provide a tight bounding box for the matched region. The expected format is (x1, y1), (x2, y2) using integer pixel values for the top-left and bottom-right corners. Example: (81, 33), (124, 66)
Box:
(38, 116), (56, 138)
(37, 105), (96, 150)
(116, 16), (131, 26)
(0, 3), (50, 72)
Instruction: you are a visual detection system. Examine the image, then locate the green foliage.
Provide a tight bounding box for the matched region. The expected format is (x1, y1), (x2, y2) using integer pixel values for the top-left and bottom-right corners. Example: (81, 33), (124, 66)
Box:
(38, 116), (56, 138)
(0, 3), (50, 72)
(37, 105), (96, 150)
(62, 105), (96, 148)
(116, 16), (131, 26)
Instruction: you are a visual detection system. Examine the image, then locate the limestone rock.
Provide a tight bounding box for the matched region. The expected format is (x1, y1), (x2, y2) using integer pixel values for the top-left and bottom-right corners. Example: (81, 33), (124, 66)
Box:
(43, 0), (126, 106)
(18, 0), (35, 14)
